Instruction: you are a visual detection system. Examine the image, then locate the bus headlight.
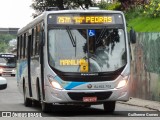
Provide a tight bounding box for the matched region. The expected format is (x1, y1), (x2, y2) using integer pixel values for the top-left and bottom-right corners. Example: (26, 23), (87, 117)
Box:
(12, 69), (16, 73)
(48, 75), (63, 90)
(0, 68), (3, 73)
(116, 76), (128, 89)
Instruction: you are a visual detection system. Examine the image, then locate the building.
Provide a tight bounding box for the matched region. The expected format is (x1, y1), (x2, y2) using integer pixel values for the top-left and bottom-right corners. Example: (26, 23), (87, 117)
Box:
(0, 28), (19, 35)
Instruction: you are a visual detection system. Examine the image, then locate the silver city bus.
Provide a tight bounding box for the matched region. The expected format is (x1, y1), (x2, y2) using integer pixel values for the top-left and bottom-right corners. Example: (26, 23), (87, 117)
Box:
(17, 9), (136, 113)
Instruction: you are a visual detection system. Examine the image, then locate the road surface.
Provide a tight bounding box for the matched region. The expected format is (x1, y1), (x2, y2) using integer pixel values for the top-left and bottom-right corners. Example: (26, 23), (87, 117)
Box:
(0, 76), (159, 119)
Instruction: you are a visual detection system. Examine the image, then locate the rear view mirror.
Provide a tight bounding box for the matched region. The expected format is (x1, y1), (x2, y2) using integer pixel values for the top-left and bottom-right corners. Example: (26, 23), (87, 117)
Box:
(0, 77), (7, 90)
(130, 28), (136, 44)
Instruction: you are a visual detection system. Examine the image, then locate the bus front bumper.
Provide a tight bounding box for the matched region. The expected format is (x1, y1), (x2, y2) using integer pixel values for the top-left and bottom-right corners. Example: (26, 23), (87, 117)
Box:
(44, 85), (130, 104)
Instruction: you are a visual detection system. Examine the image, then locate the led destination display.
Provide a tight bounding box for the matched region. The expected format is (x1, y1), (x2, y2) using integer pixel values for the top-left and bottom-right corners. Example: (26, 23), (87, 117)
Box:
(48, 13), (123, 25)
(57, 16), (113, 24)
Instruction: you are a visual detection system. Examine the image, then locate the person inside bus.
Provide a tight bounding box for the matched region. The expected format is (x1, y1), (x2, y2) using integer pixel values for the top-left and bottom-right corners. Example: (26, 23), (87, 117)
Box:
(94, 29), (120, 70)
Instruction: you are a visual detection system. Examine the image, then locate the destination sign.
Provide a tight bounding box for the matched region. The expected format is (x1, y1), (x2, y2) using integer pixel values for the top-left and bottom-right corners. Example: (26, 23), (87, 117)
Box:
(48, 13), (123, 25)
(57, 16), (113, 24)
(0, 54), (15, 58)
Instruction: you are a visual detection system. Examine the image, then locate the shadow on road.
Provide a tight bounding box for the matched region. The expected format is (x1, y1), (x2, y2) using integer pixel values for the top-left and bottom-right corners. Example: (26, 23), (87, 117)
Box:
(31, 104), (124, 117)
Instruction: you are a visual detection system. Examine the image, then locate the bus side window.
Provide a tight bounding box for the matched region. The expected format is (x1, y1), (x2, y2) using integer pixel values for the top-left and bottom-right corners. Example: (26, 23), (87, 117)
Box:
(23, 33), (26, 59)
(20, 35), (22, 59)
(35, 24), (40, 55)
(25, 33), (28, 58)
(17, 37), (19, 60)
(31, 29), (34, 57)
(33, 27), (36, 56)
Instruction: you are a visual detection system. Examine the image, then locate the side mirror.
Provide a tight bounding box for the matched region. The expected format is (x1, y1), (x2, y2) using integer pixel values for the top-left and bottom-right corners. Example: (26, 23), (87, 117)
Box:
(130, 28), (136, 44)
(0, 77), (7, 90)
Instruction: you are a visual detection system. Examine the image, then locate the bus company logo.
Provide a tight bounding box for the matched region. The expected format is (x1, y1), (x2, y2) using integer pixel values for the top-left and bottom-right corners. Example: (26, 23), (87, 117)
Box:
(87, 84), (92, 89)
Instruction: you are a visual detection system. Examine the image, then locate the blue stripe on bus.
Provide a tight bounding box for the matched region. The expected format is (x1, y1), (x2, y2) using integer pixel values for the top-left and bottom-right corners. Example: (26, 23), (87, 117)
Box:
(64, 82), (86, 90)
(54, 76), (86, 90)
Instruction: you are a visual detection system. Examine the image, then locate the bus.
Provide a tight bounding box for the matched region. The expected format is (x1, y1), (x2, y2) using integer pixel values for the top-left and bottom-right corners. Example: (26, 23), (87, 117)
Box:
(0, 53), (16, 77)
(17, 9), (136, 112)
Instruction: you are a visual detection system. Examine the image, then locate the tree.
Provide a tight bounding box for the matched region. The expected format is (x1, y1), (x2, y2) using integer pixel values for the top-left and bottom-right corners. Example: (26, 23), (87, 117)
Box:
(118, 0), (150, 10)
(0, 34), (16, 52)
(31, 0), (94, 16)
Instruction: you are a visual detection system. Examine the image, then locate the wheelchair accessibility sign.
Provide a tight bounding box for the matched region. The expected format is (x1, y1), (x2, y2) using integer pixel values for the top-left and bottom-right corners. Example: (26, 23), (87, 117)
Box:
(88, 29), (95, 37)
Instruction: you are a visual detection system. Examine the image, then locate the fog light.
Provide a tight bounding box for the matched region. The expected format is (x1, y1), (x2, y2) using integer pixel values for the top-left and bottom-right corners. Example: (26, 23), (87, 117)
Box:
(48, 75), (63, 90)
(116, 76), (128, 89)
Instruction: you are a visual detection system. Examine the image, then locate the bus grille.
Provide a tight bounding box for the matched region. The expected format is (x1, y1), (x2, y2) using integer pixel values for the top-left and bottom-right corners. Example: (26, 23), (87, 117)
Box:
(67, 91), (112, 101)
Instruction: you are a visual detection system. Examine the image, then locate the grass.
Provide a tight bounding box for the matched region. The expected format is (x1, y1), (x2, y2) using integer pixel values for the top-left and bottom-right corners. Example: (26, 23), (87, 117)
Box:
(127, 17), (160, 32)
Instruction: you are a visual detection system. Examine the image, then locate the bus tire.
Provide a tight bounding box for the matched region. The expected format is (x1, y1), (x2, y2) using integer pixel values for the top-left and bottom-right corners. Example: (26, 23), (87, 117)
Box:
(41, 102), (52, 113)
(36, 79), (41, 101)
(103, 101), (116, 113)
(23, 84), (32, 107)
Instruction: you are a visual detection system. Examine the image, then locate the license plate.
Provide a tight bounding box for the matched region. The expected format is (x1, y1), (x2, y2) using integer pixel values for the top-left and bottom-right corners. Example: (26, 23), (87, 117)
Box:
(83, 97), (97, 102)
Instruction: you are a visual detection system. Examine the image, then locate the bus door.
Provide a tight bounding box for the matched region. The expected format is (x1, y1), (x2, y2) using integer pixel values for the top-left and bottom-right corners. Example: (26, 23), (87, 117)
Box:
(27, 35), (33, 97)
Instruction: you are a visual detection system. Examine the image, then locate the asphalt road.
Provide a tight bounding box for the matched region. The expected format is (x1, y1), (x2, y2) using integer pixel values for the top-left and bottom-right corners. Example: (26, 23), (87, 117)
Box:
(0, 76), (159, 120)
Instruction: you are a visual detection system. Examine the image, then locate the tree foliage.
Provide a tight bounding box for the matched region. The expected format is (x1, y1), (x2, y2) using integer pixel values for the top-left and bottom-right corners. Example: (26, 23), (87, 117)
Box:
(144, 0), (160, 18)
(0, 34), (16, 53)
(118, 0), (150, 10)
(98, 1), (121, 10)
(31, 0), (94, 15)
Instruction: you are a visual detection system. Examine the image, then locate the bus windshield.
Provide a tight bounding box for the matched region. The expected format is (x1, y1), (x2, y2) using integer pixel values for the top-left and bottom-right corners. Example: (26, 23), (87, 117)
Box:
(48, 27), (127, 72)
(0, 54), (16, 68)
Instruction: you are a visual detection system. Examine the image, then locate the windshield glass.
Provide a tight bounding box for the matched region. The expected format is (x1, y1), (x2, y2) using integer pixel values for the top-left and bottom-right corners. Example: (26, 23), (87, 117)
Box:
(48, 28), (126, 72)
(0, 57), (16, 67)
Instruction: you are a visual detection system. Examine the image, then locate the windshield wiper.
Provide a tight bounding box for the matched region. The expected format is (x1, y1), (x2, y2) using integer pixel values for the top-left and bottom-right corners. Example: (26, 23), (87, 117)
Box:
(66, 27), (76, 47)
(66, 27), (77, 56)
(96, 27), (107, 44)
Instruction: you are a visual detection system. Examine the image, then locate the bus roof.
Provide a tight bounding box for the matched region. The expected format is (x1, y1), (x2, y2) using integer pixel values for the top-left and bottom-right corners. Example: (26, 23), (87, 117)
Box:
(45, 9), (124, 14)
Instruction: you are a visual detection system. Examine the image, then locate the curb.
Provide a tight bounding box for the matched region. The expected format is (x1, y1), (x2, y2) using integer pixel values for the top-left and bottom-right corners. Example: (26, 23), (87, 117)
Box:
(118, 101), (160, 111)
(117, 98), (160, 111)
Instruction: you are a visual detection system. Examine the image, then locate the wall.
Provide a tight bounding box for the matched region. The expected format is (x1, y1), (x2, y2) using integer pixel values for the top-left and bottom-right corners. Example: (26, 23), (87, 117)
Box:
(131, 32), (160, 101)
(0, 28), (19, 35)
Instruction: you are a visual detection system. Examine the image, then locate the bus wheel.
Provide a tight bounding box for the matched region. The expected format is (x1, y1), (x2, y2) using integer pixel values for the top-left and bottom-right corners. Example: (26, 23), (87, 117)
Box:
(41, 102), (52, 113)
(33, 80), (41, 107)
(103, 101), (116, 113)
(23, 86), (32, 107)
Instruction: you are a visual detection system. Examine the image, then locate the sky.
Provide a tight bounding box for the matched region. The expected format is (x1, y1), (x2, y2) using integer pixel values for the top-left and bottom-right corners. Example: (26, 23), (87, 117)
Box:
(0, 0), (34, 28)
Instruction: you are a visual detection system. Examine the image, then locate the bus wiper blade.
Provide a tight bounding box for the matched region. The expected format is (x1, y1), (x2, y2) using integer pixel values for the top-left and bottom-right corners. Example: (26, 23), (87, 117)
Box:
(75, 36), (77, 57)
(96, 27), (107, 44)
(67, 28), (76, 47)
